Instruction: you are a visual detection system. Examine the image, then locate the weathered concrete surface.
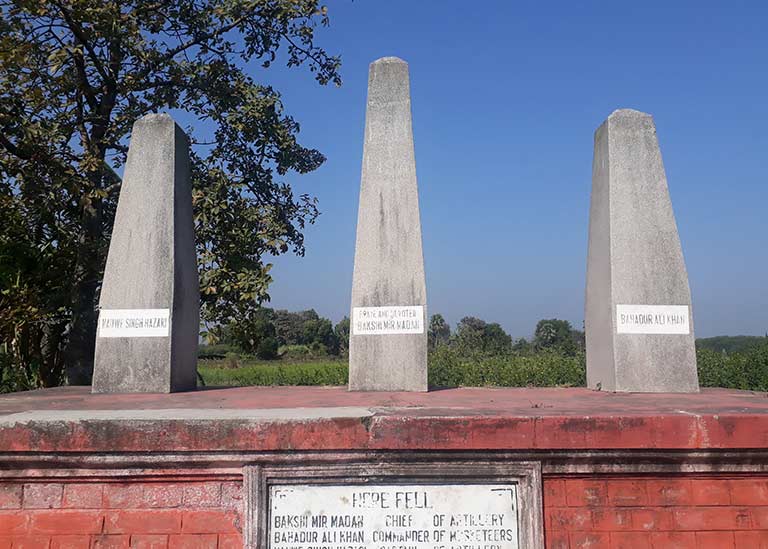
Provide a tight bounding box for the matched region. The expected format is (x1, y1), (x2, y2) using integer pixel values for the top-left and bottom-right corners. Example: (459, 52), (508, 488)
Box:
(1, 386), (768, 452)
(92, 114), (199, 393)
(585, 109), (699, 393)
(349, 57), (427, 391)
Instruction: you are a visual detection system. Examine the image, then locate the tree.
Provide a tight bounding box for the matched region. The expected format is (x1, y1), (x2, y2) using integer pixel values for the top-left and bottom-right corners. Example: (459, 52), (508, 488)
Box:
(274, 308), (319, 346)
(334, 316), (349, 355)
(452, 316), (484, 353)
(228, 306), (276, 356)
(453, 316), (511, 355)
(0, 1), (341, 387)
(482, 322), (513, 354)
(272, 308), (338, 353)
(301, 316), (337, 353)
(533, 318), (582, 355)
(428, 313), (450, 350)
(511, 337), (532, 354)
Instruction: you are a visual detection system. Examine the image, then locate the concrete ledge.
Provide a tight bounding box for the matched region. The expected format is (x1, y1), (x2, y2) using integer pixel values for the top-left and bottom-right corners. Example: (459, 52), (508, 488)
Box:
(1, 386), (767, 452)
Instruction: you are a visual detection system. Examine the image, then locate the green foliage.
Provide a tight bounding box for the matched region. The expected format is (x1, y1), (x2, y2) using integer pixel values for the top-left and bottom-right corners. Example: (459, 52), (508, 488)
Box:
(0, 207), (68, 387)
(0, 0), (341, 389)
(228, 307), (277, 355)
(274, 309), (317, 345)
(697, 335), (768, 355)
(694, 342), (768, 391)
(533, 318), (583, 356)
(278, 344), (310, 359)
(0, 349), (35, 392)
(428, 346), (585, 388)
(194, 339), (768, 392)
(278, 344), (328, 360)
(209, 307), (341, 359)
(198, 359), (347, 386)
(273, 309), (339, 353)
(452, 316), (512, 356)
(745, 342), (768, 392)
(334, 316), (350, 355)
(256, 336), (279, 360)
(511, 337), (533, 354)
(428, 313), (450, 350)
(303, 317), (337, 353)
(223, 352), (240, 369)
(696, 348), (748, 389)
(197, 343), (240, 359)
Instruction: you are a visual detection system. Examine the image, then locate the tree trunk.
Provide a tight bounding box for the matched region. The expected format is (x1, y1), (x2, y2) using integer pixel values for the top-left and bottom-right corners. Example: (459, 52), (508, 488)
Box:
(64, 176), (105, 385)
(64, 255), (99, 385)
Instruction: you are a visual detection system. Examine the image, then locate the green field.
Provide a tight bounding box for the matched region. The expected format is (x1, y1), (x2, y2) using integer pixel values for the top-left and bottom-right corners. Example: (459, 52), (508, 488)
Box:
(198, 356), (348, 387)
(198, 342), (768, 391)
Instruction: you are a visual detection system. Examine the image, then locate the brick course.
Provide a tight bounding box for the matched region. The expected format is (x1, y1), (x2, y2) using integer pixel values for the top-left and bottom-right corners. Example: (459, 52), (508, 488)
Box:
(545, 475), (768, 548)
(0, 480), (243, 549)
(1, 474), (767, 547)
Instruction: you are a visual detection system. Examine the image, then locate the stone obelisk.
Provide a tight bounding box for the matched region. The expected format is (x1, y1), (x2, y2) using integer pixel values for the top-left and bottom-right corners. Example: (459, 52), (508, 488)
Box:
(585, 109), (699, 393)
(92, 113), (199, 393)
(349, 57), (428, 392)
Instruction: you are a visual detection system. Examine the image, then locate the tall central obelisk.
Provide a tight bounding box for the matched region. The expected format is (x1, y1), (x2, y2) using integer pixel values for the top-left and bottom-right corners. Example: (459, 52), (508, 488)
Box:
(349, 57), (428, 392)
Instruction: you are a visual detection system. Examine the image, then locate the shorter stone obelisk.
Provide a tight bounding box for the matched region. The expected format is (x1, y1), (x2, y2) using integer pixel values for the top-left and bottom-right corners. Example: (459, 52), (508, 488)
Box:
(349, 57), (428, 392)
(585, 109), (699, 393)
(92, 113), (199, 393)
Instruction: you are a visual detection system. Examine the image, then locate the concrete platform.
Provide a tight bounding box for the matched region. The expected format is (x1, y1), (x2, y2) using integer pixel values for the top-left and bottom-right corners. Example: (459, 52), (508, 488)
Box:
(1, 385), (767, 452)
(3, 385), (768, 547)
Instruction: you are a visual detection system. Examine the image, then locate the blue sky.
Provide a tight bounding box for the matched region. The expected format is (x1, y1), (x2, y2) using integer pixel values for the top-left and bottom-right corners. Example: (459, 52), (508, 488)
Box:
(211, 1), (767, 338)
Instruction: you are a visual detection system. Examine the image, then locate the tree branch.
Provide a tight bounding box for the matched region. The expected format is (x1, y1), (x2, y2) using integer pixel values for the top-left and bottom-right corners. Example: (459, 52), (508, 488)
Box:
(0, 132), (30, 160)
(52, 1), (112, 85)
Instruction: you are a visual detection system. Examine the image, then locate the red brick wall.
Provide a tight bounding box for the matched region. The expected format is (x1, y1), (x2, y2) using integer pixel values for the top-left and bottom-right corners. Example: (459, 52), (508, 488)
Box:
(3, 474), (768, 548)
(544, 475), (768, 548)
(0, 479), (242, 548)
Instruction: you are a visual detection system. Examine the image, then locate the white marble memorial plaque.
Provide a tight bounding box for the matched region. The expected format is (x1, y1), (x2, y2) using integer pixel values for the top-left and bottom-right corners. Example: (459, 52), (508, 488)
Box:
(352, 306), (425, 335)
(269, 483), (519, 549)
(97, 308), (170, 338)
(616, 304), (690, 335)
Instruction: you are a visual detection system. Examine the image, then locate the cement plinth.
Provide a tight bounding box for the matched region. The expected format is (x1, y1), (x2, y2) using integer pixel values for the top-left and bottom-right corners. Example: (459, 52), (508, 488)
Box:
(1, 385), (767, 452)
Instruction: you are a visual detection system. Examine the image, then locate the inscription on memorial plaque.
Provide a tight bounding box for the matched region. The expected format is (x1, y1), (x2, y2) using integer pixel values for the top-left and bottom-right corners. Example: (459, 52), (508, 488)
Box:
(616, 304), (690, 335)
(97, 309), (171, 338)
(269, 483), (520, 549)
(352, 306), (425, 336)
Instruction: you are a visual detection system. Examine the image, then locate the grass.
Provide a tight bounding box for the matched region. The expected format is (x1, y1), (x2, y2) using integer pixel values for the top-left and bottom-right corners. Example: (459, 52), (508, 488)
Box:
(196, 349), (587, 388)
(198, 356), (348, 387)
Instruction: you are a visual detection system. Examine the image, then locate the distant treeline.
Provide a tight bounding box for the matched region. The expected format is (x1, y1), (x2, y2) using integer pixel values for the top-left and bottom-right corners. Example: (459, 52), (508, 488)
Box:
(696, 336), (768, 355)
(201, 310), (589, 360)
(191, 309), (768, 391)
(202, 307), (766, 359)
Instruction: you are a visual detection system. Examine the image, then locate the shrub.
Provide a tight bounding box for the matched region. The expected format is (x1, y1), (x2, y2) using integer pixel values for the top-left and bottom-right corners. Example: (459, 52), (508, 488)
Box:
(697, 342), (768, 391)
(428, 346), (585, 388)
(224, 352), (240, 369)
(697, 348), (748, 389)
(256, 337), (279, 360)
(0, 351), (36, 393)
(278, 344), (312, 360)
(744, 341), (768, 392)
(196, 342), (768, 391)
(198, 344), (241, 359)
